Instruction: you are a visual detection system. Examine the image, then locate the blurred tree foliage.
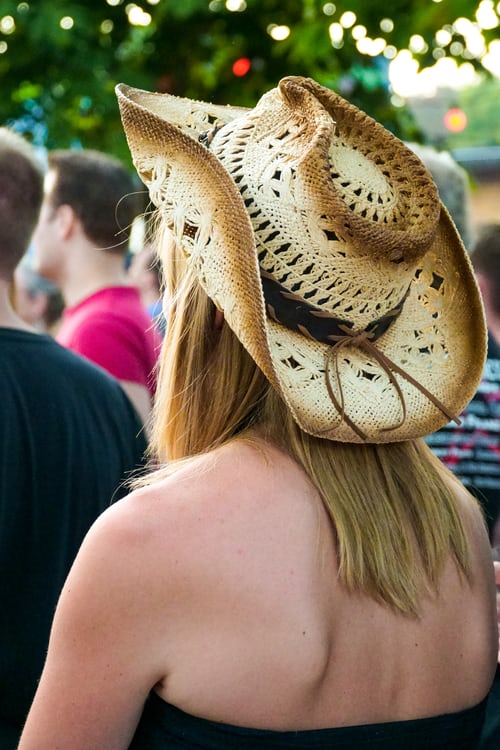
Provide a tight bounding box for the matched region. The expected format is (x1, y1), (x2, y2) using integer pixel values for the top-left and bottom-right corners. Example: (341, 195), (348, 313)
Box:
(0, 0), (493, 163)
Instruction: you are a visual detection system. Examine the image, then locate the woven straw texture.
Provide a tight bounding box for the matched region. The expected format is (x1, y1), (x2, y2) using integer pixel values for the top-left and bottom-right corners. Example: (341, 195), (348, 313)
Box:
(116, 76), (486, 443)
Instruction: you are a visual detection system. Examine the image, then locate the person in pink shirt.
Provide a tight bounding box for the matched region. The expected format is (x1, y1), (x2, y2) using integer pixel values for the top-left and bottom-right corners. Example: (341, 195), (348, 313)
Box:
(32, 149), (161, 425)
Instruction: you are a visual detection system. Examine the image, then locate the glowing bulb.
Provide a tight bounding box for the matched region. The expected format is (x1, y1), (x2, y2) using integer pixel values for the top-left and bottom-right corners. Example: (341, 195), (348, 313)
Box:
(0, 15), (15, 34)
(100, 19), (114, 33)
(476, 0), (498, 29)
(60, 16), (74, 30)
(409, 34), (427, 54)
(127, 5), (152, 26)
(435, 29), (452, 46)
(352, 25), (367, 41)
(269, 25), (290, 41)
(322, 3), (336, 16)
(226, 0), (247, 10)
(329, 22), (343, 44)
(340, 11), (356, 28)
(380, 18), (394, 33)
(232, 57), (251, 76)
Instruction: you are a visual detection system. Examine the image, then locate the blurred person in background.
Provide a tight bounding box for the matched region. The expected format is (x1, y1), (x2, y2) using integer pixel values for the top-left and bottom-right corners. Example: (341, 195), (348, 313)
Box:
(425, 224), (500, 541)
(12, 258), (64, 335)
(0, 127), (148, 749)
(407, 143), (473, 250)
(127, 243), (165, 335)
(473, 226), (500, 348)
(412, 144), (500, 538)
(32, 149), (161, 426)
(458, 226), (500, 545)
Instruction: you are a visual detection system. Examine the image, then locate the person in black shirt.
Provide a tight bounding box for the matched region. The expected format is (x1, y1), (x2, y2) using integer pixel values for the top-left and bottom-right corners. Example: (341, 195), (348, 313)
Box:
(0, 127), (148, 748)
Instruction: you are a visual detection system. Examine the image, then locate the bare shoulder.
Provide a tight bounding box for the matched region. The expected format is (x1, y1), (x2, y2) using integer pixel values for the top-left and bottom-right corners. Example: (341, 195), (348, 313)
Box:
(47, 440), (296, 665)
(116, 437), (311, 518)
(92, 438), (315, 576)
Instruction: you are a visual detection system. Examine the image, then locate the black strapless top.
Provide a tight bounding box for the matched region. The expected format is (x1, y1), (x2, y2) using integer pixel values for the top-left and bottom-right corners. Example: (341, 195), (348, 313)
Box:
(128, 691), (487, 749)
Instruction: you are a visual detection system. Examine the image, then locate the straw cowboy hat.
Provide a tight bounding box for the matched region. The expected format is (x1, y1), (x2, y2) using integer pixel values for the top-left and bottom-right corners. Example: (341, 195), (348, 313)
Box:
(116, 76), (485, 443)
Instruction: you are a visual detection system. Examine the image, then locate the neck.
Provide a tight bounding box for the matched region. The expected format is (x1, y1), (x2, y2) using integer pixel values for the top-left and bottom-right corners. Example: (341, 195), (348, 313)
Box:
(141, 288), (160, 307)
(0, 279), (37, 331)
(60, 244), (129, 307)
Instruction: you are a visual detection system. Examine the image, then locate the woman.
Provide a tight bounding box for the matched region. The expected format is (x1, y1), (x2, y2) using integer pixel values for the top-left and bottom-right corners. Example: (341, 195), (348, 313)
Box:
(19, 77), (497, 749)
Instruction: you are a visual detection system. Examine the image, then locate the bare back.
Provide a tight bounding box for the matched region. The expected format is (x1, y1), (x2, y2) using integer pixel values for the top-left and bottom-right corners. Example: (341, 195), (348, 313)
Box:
(140, 439), (498, 730)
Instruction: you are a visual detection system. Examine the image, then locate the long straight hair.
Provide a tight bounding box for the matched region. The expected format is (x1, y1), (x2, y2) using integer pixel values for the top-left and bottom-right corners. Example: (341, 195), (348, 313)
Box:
(146, 227), (474, 616)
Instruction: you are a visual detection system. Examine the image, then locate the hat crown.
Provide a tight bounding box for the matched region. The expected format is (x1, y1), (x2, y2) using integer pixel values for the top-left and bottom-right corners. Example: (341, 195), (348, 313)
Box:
(207, 77), (440, 329)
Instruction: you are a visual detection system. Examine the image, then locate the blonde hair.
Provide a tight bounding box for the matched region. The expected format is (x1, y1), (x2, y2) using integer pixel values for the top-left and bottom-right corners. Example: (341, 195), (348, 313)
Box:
(145, 227), (473, 616)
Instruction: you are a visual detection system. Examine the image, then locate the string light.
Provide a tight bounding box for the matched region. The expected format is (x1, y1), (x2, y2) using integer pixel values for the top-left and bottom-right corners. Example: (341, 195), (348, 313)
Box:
(476, 0), (498, 29)
(322, 4), (336, 16)
(127, 4), (152, 26)
(226, 0), (247, 10)
(100, 19), (114, 34)
(232, 57), (251, 76)
(352, 25), (367, 41)
(268, 24), (290, 41)
(59, 16), (74, 30)
(339, 11), (356, 28)
(435, 29), (452, 46)
(328, 22), (343, 45)
(0, 16), (15, 34)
